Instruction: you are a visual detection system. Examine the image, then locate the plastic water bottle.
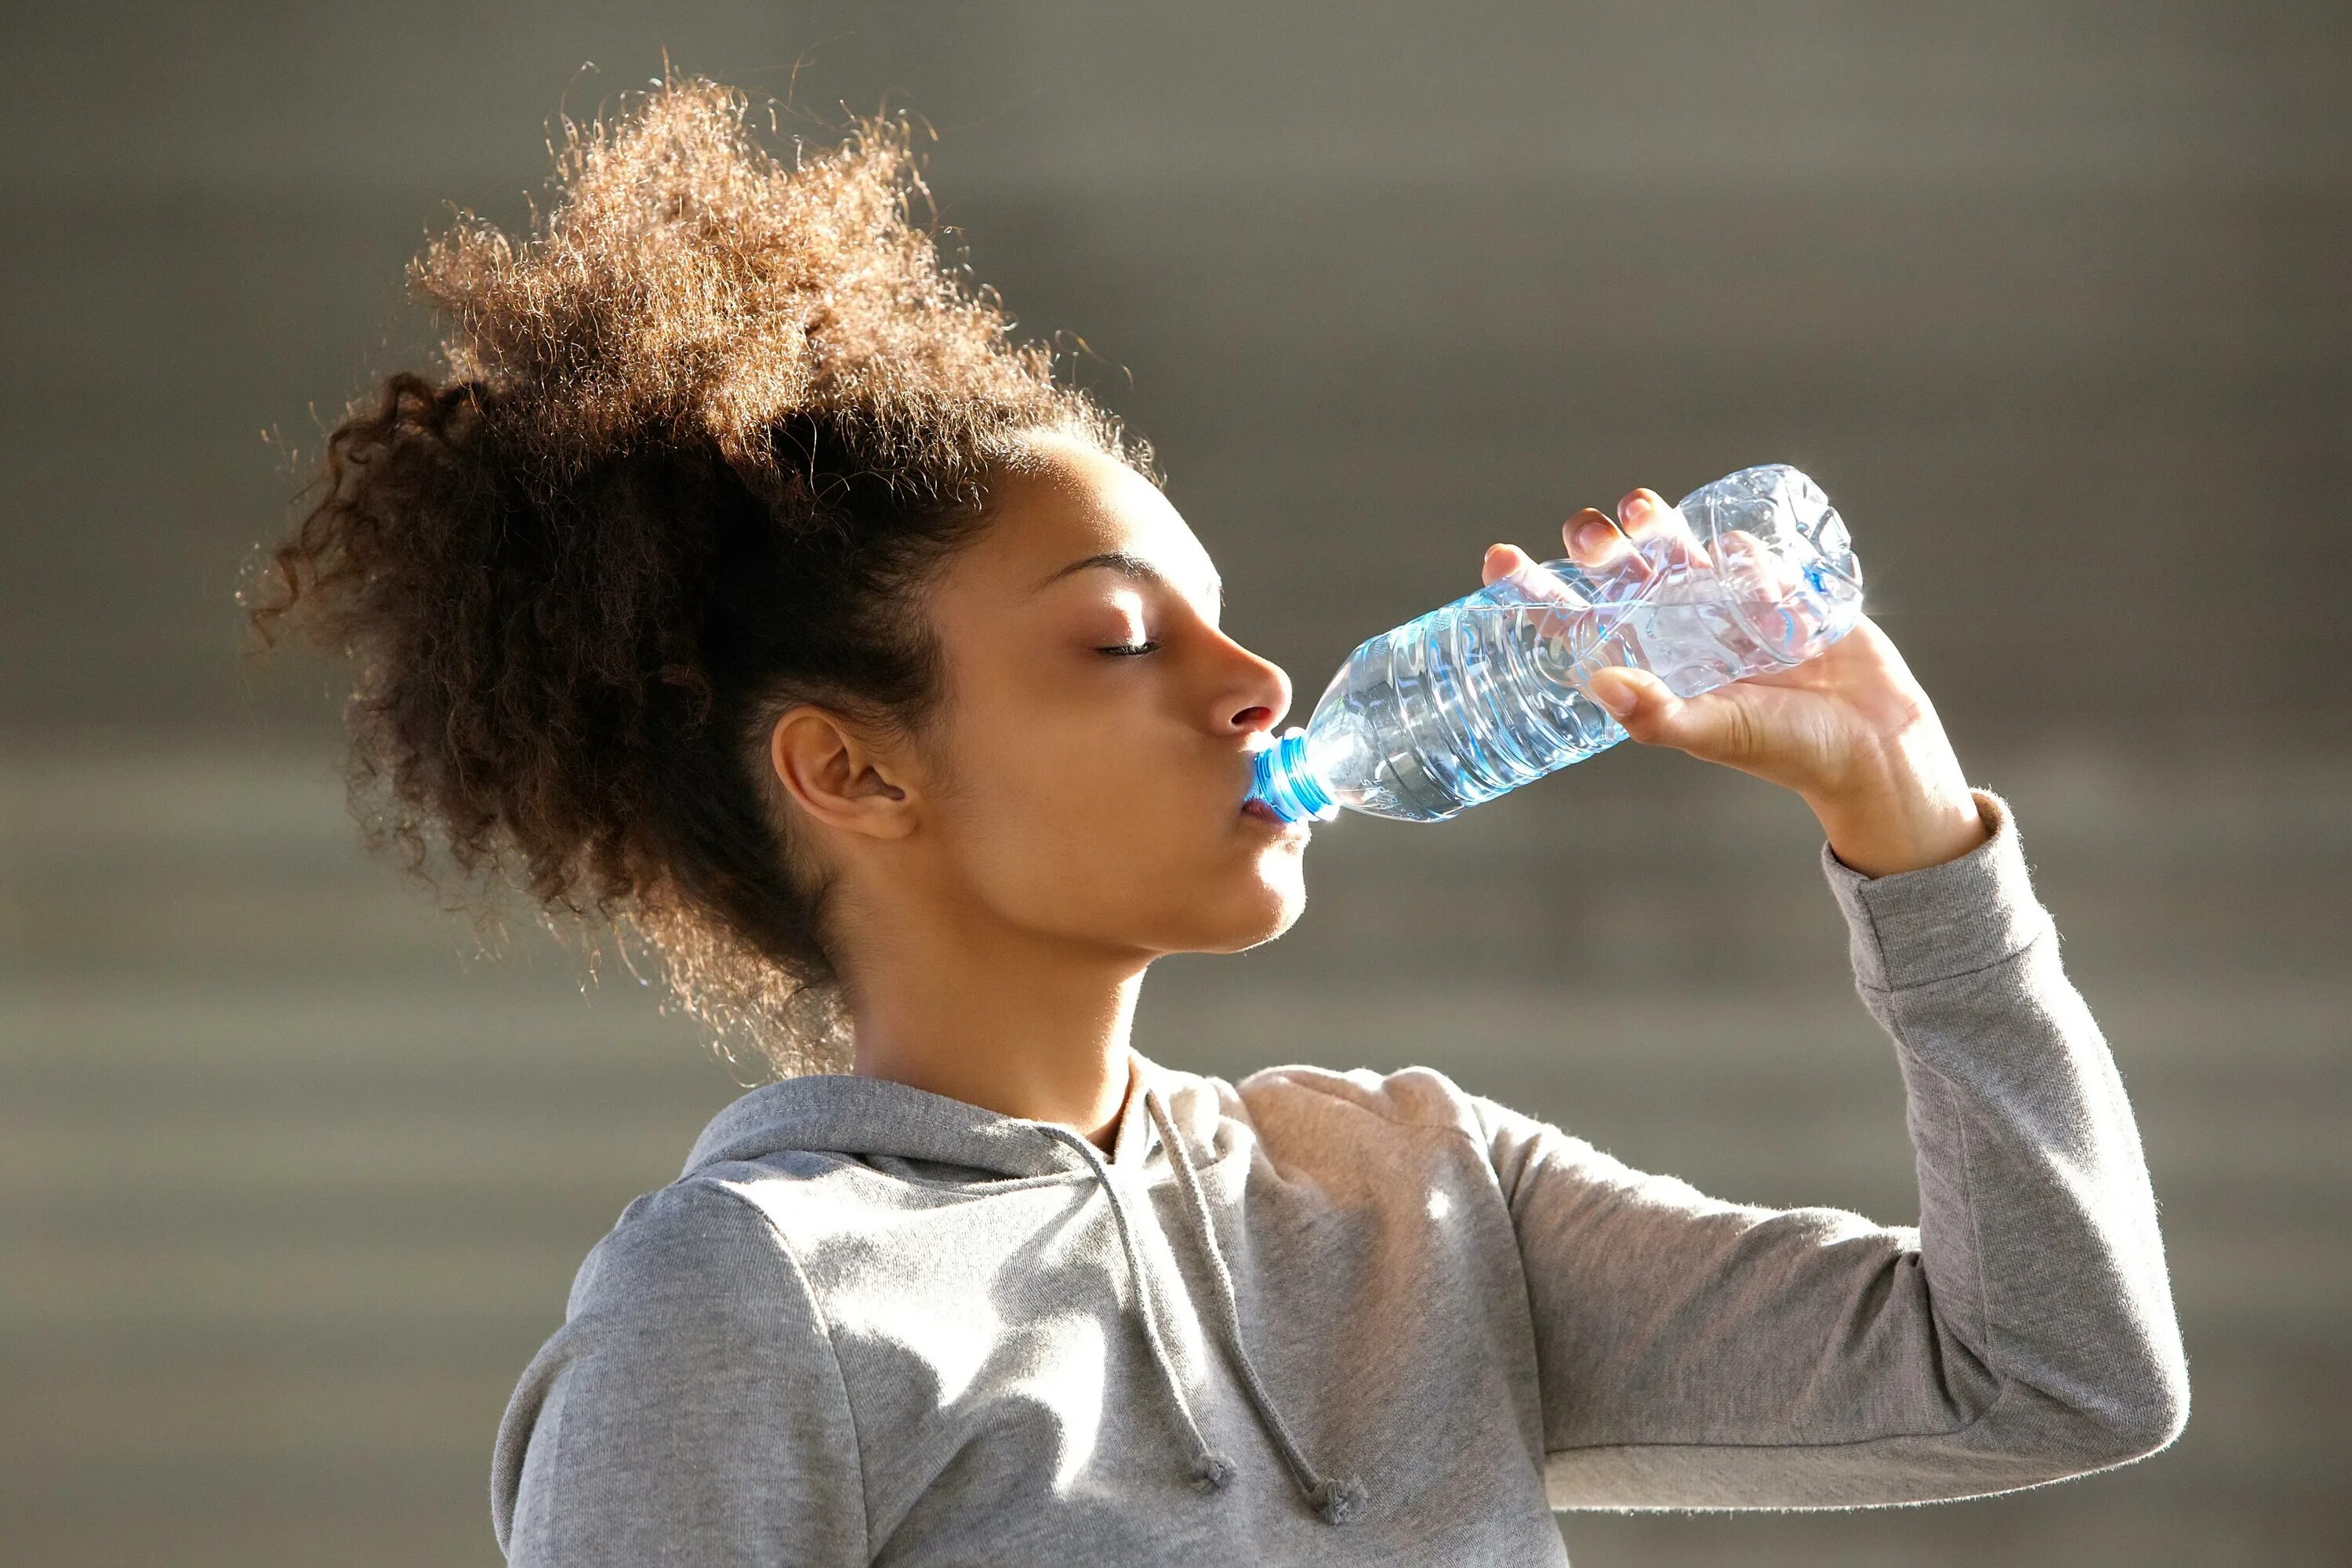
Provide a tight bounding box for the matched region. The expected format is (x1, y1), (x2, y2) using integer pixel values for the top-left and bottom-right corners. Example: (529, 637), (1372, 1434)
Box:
(1248, 463), (1865, 823)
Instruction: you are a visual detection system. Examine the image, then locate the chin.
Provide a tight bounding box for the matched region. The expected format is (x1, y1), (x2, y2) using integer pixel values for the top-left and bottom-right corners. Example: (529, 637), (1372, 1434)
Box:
(1190, 862), (1308, 955)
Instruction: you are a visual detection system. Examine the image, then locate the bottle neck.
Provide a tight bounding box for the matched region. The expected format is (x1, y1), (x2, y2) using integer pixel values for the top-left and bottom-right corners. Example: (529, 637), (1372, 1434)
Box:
(1250, 728), (1337, 822)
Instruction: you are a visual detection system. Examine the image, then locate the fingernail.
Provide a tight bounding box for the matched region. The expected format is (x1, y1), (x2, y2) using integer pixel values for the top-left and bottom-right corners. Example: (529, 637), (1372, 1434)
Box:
(1621, 492), (1650, 524)
(1592, 673), (1638, 715)
(1573, 516), (1613, 552)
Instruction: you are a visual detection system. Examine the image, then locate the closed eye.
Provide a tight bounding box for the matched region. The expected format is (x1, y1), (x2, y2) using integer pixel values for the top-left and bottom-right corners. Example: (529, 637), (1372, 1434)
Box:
(1097, 641), (1160, 657)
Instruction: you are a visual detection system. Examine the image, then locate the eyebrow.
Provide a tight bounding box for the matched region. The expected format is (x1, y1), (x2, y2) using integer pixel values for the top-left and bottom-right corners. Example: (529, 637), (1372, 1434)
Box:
(1033, 550), (1224, 614)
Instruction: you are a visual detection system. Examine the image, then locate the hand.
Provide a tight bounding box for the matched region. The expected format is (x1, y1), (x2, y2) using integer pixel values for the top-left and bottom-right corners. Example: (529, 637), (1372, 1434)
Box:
(1480, 488), (1990, 877)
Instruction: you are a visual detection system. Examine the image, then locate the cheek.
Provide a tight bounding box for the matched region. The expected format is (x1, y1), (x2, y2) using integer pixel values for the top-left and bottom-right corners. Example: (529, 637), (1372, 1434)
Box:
(928, 688), (1222, 923)
(936, 710), (1195, 893)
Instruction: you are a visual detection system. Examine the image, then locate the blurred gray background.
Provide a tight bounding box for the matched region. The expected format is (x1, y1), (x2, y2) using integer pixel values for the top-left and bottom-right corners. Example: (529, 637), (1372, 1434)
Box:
(4, 3), (2347, 1563)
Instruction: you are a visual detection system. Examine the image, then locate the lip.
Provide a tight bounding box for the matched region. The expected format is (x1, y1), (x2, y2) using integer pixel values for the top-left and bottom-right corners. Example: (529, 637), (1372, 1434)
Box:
(1240, 797), (1311, 837)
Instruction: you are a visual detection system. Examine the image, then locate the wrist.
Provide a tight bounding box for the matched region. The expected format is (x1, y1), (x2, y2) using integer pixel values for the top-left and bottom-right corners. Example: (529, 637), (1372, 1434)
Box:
(1806, 729), (1987, 878)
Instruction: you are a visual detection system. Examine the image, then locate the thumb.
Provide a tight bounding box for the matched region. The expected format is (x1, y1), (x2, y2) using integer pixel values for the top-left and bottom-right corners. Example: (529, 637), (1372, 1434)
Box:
(1586, 666), (1755, 763)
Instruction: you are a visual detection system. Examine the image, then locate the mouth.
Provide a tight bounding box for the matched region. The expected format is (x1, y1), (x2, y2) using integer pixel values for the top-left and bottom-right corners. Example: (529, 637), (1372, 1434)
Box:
(1237, 735), (1309, 836)
(1240, 796), (1310, 837)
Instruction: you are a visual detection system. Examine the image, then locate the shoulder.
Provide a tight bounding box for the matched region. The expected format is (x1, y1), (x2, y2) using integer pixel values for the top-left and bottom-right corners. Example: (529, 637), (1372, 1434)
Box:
(494, 1178), (866, 1561)
(1227, 1060), (1494, 1147)
(561, 1174), (827, 1345)
(1215, 1062), (1618, 1203)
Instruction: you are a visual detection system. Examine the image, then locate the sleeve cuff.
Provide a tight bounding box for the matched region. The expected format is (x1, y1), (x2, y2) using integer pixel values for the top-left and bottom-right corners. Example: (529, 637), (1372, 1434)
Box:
(1818, 786), (2056, 993)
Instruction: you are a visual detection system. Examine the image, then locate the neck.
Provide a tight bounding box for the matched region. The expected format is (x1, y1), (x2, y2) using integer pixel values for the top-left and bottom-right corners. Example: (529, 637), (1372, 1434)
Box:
(835, 889), (1149, 1153)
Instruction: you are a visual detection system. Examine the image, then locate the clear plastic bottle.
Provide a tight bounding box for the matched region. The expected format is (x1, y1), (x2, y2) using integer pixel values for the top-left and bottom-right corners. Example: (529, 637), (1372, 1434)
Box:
(1248, 463), (1866, 823)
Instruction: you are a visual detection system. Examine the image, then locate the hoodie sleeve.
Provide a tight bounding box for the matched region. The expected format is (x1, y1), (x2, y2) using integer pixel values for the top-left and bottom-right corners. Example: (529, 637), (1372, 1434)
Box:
(1473, 786), (2190, 1509)
(491, 1179), (869, 1565)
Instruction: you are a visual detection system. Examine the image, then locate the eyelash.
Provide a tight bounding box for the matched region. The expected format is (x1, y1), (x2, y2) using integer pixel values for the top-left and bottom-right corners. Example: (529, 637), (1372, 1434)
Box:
(1098, 640), (1160, 658)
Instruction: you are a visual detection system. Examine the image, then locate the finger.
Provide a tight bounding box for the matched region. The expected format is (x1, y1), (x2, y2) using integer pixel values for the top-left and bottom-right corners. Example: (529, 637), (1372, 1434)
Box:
(1718, 527), (1794, 590)
(1563, 507), (1635, 573)
(1483, 545), (1602, 677)
(1482, 541), (1535, 587)
(1584, 666), (1763, 768)
(1486, 541), (1595, 604)
(1618, 488), (1713, 571)
(1483, 540), (1613, 660)
(1614, 488), (1668, 538)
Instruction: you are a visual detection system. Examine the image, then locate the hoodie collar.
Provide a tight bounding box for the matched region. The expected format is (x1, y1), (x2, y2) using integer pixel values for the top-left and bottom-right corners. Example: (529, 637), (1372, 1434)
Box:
(682, 1048), (1171, 1181)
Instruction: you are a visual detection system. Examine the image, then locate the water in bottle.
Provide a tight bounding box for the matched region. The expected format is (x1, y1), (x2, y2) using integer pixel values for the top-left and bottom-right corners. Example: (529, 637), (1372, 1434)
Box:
(1248, 463), (1865, 823)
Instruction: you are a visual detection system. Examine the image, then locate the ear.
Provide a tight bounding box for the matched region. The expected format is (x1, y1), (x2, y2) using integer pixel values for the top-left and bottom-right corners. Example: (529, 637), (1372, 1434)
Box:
(768, 704), (920, 842)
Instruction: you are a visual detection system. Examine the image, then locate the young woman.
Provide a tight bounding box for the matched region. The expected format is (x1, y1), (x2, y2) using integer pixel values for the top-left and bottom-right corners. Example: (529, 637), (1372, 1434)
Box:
(248, 78), (2187, 1566)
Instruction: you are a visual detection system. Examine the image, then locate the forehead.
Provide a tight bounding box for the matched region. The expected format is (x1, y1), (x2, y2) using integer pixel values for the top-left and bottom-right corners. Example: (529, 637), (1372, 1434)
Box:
(945, 433), (1218, 604)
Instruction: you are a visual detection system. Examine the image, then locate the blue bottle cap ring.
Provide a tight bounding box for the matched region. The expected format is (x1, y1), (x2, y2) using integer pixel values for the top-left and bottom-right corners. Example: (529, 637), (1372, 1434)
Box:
(1250, 728), (1339, 823)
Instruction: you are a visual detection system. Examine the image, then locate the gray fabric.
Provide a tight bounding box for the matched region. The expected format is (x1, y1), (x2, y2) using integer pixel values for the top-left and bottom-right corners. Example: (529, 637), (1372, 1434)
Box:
(492, 786), (2188, 1564)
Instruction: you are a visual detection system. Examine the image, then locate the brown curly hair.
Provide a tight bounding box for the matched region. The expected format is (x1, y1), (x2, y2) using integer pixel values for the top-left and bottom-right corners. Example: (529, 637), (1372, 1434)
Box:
(241, 75), (1154, 1076)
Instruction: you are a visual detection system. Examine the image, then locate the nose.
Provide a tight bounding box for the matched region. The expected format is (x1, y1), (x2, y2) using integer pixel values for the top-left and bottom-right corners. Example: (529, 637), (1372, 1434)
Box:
(1214, 635), (1292, 738)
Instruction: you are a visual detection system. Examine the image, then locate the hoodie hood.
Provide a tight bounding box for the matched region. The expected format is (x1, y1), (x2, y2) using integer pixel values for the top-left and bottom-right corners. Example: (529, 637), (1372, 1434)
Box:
(682, 1047), (1178, 1181)
(679, 1050), (1368, 1526)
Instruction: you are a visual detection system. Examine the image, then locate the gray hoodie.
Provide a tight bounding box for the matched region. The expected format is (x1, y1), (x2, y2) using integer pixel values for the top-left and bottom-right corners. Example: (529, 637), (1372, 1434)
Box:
(492, 787), (2188, 1565)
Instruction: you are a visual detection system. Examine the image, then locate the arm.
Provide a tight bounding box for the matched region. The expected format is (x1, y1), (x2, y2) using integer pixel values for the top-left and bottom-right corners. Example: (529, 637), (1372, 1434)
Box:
(1477, 786), (2188, 1508)
(1474, 488), (2188, 1506)
(492, 1180), (869, 1565)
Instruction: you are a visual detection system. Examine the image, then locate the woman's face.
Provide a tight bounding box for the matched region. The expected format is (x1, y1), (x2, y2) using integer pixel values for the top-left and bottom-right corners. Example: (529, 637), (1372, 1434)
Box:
(904, 430), (1309, 962)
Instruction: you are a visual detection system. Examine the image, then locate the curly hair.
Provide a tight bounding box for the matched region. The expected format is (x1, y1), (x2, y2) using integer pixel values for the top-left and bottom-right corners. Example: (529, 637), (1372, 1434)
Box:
(241, 75), (1154, 1076)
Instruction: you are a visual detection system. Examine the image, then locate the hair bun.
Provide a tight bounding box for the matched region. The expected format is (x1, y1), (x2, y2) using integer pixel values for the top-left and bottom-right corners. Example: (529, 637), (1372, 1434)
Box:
(410, 78), (1058, 492)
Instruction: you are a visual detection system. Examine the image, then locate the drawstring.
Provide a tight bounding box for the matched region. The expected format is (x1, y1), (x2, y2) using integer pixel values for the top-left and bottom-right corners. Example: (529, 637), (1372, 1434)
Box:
(1145, 1086), (1369, 1527)
(1030, 1090), (1369, 1527)
(1029, 1123), (1237, 1494)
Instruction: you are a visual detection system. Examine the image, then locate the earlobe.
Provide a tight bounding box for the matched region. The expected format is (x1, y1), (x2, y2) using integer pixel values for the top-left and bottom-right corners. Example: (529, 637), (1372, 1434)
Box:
(769, 705), (917, 840)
